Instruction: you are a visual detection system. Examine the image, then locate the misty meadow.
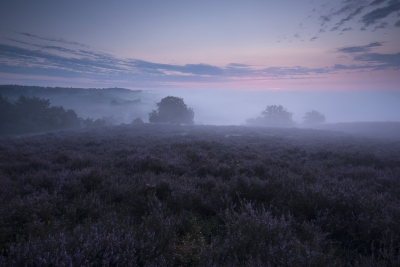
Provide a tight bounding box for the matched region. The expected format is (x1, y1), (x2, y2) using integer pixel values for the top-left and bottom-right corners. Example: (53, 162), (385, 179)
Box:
(1, 84), (400, 266)
(2, 0), (400, 265)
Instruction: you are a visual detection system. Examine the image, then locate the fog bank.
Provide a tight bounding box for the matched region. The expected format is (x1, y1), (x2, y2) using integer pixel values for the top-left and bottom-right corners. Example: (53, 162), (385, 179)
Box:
(152, 90), (400, 125)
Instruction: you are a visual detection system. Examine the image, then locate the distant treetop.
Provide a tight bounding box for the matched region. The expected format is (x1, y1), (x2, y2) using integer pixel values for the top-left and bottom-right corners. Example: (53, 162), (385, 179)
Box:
(246, 105), (295, 127)
(303, 110), (326, 124)
(149, 96), (194, 124)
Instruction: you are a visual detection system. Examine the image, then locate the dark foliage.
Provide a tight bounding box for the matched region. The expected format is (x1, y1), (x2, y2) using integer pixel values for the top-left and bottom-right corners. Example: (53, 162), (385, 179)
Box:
(149, 96), (194, 124)
(0, 94), (111, 135)
(0, 95), (81, 135)
(0, 95), (15, 126)
(246, 105), (295, 127)
(0, 124), (400, 266)
(81, 117), (107, 127)
(0, 85), (145, 126)
(303, 110), (326, 124)
(131, 117), (144, 124)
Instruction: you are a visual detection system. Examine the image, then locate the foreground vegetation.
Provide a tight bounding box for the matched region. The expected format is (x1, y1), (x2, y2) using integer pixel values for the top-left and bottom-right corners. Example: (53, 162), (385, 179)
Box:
(1, 124), (400, 266)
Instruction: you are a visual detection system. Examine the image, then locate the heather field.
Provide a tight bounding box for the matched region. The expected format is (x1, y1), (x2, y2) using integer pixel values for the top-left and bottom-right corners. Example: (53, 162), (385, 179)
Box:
(1, 124), (400, 266)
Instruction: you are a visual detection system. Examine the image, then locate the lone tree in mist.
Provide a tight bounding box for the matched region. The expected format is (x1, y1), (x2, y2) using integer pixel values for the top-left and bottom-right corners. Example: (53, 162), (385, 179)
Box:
(149, 96), (194, 124)
(303, 110), (326, 124)
(246, 105), (295, 127)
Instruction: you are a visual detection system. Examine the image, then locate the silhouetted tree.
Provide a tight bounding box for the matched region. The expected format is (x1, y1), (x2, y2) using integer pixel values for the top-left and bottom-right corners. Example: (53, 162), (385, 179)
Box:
(246, 105), (295, 127)
(149, 96), (194, 124)
(15, 96), (50, 126)
(101, 115), (117, 125)
(131, 117), (144, 124)
(0, 95), (16, 134)
(303, 110), (325, 124)
(0, 95), (15, 124)
(47, 107), (81, 129)
(0, 95), (82, 135)
(81, 117), (107, 127)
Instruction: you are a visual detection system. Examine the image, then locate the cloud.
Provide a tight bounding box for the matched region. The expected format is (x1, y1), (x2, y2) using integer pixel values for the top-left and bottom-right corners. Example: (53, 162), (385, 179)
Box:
(328, 0), (367, 22)
(224, 64), (254, 77)
(17, 31), (90, 48)
(370, 0), (388, 6)
(313, 0), (400, 35)
(361, 0), (400, 25)
(331, 63), (375, 71)
(342, 27), (353, 31)
(336, 42), (383, 53)
(1, 33), (398, 87)
(319, 15), (330, 25)
(337, 6), (366, 26)
(372, 21), (389, 30)
(0, 43), (124, 72)
(227, 63), (249, 68)
(310, 36), (318, 41)
(3, 36), (119, 68)
(130, 60), (224, 76)
(354, 52), (400, 67)
(0, 40), (338, 84)
(260, 66), (329, 77)
(395, 20), (400, 26)
(0, 37), (245, 84)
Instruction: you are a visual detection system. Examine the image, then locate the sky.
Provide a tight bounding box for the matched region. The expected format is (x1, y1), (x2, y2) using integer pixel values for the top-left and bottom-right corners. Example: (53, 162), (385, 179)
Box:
(0, 0), (400, 123)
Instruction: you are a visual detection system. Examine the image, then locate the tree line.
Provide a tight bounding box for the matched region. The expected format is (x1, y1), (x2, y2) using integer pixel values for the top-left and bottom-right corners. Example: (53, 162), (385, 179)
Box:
(0, 95), (107, 135)
(149, 96), (326, 126)
(0, 94), (326, 135)
(245, 105), (325, 127)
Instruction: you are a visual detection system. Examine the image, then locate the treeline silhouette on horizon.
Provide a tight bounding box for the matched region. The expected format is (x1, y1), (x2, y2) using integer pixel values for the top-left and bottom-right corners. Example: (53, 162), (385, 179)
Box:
(0, 94), (110, 135)
(1, 84), (400, 139)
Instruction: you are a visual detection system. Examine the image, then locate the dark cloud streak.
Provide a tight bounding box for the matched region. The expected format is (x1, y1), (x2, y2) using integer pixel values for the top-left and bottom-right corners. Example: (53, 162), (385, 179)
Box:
(362, 0), (400, 25)
(373, 21), (389, 30)
(342, 27), (353, 31)
(17, 31), (90, 48)
(314, 0), (400, 35)
(130, 60), (224, 76)
(354, 52), (400, 67)
(1, 35), (399, 86)
(0, 44), (124, 72)
(336, 42), (383, 53)
(338, 6), (365, 25)
(370, 0), (388, 6)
